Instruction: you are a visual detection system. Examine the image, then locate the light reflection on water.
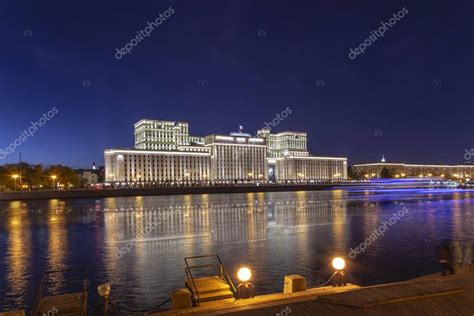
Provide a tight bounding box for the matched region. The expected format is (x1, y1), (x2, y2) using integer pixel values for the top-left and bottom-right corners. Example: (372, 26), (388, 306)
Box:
(0, 189), (473, 311)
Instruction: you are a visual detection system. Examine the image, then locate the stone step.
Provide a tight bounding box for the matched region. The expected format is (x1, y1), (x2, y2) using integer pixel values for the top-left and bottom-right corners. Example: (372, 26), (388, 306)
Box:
(198, 290), (235, 302)
(186, 276), (231, 295)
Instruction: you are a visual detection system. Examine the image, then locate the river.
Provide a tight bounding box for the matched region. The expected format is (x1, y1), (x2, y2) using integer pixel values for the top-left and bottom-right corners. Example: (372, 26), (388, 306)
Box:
(1, 188), (473, 312)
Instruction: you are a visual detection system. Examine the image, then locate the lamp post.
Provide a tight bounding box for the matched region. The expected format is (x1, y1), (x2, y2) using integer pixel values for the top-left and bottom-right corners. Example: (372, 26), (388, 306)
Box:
(51, 175), (57, 190)
(236, 267), (255, 299)
(93, 283), (116, 316)
(331, 257), (347, 287)
(12, 174), (19, 191)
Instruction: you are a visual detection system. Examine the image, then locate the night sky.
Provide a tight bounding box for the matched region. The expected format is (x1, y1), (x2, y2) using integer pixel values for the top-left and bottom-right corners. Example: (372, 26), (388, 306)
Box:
(0, 0), (472, 168)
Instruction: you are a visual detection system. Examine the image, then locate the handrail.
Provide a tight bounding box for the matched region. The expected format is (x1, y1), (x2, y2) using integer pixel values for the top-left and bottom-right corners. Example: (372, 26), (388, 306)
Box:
(33, 266), (89, 315)
(43, 267), (88, 274)
(185, 254), (219, 259)
(221, 266), (237, 295)
(184, 267), (199, 305)
(33, 274), (46, 315)
(186, 263), (219, 270)
(80, 268), (89, 316)
(183, 255), (237, 304)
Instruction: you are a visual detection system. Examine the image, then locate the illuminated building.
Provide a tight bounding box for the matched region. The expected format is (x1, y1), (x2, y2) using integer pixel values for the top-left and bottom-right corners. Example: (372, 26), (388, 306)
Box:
(104, 149), (211, 183)
(257, 127), (347, 181)
(275, 156), (348, 181)
(134, 119), (206, 151)
(204, 134), (267, 181)
(256, 128), (309, 158)
(105, 119), (348, 183)
(353, 159), (474, 179)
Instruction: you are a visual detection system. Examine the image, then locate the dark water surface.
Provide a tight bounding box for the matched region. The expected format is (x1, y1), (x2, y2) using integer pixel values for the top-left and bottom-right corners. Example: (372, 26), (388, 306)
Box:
(1, 188), (473, 312)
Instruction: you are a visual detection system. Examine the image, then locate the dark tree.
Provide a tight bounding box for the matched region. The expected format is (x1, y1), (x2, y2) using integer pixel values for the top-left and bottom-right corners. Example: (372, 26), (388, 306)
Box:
(380, 167), (393, 178)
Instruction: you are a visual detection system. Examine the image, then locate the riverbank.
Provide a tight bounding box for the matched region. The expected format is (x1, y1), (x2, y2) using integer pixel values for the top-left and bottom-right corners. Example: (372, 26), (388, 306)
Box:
(152, 271), (474, 315)
(0, 183), (342, 201)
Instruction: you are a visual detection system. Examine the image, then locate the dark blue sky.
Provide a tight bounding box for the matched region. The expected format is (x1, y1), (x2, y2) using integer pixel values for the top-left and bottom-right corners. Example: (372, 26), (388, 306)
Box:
(0, 0), (472, 168)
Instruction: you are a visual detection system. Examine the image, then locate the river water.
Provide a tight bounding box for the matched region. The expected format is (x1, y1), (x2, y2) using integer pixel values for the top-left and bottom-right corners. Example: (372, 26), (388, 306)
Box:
(1, 188), (473, 312)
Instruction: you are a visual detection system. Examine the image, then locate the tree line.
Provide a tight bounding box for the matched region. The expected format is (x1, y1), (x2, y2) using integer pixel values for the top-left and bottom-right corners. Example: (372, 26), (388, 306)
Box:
(0, 163), (82, 191)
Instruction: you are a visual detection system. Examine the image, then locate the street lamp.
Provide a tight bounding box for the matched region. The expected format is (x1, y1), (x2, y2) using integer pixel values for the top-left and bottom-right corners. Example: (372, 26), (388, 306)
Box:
(93, 283), (116, 316)
(51, 175), (57, 190)
(12, 174), (19, 191)
(331, 257), (347, 287)
(236, 267), (254, 299)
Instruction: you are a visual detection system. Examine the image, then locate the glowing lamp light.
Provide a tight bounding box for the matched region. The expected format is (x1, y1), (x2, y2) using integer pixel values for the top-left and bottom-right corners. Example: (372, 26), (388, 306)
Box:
(237, 267), (252, 282)
(331, 257), (347, 287)
(97, 283), (111, 298)
(332, 257), (345, 270)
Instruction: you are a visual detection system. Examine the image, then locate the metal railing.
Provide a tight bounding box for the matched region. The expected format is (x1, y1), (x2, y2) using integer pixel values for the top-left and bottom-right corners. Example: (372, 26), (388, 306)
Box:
(184, 255), (236, 306)
(33, 267), (89, 316)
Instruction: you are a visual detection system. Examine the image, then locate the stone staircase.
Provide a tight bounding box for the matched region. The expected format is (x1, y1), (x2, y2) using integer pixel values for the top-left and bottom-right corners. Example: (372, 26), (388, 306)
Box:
(186, 276), (235, 303)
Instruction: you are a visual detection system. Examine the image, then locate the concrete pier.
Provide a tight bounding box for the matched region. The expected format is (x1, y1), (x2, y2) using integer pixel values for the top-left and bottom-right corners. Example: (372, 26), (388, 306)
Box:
(150, 272), (474, 315)
(0, 183), (338, 201)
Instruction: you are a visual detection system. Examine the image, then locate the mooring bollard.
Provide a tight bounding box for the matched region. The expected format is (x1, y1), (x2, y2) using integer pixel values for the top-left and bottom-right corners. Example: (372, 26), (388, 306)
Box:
(283, 275), (307, 293)
(171, 289), (192, 310)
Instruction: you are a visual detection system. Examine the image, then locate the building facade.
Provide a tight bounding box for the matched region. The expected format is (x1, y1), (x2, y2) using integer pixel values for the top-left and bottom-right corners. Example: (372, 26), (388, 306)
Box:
(353, 162), (474, 179)
(257, 128), (309, 158)
(257, 127), (347, 181)
(275, 156), (347, 181)
(104, 149), (211, 183)
(204, 134), (267, 181)
(104, 119), (348, 183)
(134, 119), (205, 150)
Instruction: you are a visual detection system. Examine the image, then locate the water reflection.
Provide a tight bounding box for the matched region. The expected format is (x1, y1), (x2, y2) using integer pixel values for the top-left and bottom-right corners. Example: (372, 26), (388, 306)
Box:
(5, 202), (32, 307)
(46, 200), (68, 294)
(103, 193), (349, 249)
(1, 189), (473, 311)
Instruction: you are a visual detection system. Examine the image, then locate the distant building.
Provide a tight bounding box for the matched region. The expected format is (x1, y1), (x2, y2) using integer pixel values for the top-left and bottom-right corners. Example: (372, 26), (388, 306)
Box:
(104, 119), (348, 183)
(104, 149), (211, 183)
(257, 127), (347, 181)
(204, 134), (267, 181)
(134, 119), (205, 150)
(257, 128), (309, 158)
(97, 165), (105, 183)
(353, 158), (474, 179)
(82, 171), (98, 185)
(76, 169), (99, 185)
(275, 156), (348, 181)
